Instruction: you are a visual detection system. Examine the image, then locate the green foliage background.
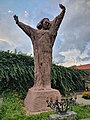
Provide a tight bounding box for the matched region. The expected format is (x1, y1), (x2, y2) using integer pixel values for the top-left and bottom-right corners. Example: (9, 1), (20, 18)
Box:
(0, 51), (89, 97)
(0, 51), (34, 98)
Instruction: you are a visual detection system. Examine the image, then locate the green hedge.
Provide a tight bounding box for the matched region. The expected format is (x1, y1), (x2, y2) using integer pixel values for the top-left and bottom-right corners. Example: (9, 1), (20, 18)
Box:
(51, 64), (88, 95)
(0, 51), (89, 97)
(0, 51), (34, 98)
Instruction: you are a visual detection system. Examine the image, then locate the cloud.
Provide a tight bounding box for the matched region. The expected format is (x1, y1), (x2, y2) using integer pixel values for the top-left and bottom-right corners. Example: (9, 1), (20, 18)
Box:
(0, 0), (90, 67)
(0, 9), (33, 54)
(0, 39), (12, 50)
(60, 0), (90, 52)
(53, 0), (90, 66)
(8, 10), (13, 13)
(24, 11), (29, 17)
(59, 48), (90, 67)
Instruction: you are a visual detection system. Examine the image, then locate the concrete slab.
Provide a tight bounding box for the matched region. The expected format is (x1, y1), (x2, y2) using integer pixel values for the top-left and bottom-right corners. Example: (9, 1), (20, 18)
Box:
(76, 95), (90, 105)
(49, 111), (77, 120)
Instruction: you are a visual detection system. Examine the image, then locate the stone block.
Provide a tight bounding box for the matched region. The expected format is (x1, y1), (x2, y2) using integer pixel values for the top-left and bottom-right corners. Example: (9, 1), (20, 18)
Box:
(49, 111), (77, 120)
(24, 87), (61, 113)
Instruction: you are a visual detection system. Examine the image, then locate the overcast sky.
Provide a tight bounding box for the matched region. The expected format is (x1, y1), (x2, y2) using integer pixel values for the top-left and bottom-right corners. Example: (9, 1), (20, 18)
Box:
(0, 0), (90, 67)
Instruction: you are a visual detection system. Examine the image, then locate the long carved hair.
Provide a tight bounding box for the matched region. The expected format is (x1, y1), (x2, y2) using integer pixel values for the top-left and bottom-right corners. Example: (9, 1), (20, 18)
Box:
(37, 18), (50, 30)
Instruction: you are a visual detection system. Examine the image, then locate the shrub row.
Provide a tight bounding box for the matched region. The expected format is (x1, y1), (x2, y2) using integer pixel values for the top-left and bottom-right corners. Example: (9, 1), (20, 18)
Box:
(0, 51), (89, 98)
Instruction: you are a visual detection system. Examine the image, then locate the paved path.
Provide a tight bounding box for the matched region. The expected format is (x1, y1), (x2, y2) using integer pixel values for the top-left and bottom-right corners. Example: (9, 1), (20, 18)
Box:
(76, 95), (90, 105)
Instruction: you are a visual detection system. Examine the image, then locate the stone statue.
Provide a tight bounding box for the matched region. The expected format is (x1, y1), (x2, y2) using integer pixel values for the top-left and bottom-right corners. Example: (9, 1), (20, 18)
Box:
(14, 4), (65, 90)
(13, 4), (66, 112)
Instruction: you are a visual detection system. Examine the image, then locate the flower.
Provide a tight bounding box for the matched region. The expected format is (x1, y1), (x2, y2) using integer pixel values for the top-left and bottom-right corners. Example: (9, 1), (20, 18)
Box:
(82, 91), (90, 99)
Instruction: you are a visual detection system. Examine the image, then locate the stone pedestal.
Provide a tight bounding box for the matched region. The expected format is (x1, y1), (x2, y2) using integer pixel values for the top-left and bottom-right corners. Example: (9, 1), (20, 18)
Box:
(49, 111), (77, 120)
(24, 87), (61, 113)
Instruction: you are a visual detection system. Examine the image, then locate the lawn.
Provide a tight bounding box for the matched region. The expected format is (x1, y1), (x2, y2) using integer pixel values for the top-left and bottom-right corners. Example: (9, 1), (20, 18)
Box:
(0, 92), (90, 120)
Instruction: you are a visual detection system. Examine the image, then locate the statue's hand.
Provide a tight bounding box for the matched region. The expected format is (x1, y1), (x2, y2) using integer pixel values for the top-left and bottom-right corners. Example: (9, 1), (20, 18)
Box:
(59, 4), (66, 10)
(13, 15), (19, 24)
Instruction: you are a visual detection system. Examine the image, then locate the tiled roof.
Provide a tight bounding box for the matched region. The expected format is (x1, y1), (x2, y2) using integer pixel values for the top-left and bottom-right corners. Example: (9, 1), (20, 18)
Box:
(72, 64), (90, 70)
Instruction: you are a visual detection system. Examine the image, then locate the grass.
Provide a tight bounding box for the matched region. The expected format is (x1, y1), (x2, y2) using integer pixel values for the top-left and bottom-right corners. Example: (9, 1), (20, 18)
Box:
(0, 92), (54, 120)
(0, 92), (90, 120)
(74, 105), (90, 119)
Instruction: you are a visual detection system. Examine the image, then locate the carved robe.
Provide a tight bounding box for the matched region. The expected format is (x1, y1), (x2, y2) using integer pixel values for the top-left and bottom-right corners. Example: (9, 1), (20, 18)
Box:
(17, 9), (65, 89)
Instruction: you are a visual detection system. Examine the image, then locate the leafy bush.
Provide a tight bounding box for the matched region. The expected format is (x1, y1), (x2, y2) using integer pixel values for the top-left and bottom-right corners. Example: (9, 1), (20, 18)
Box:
(51, 64), (88, 95)
(0, 51), (34, 98)
(0, 51), (89, 97)
(82, 92), (90, 99)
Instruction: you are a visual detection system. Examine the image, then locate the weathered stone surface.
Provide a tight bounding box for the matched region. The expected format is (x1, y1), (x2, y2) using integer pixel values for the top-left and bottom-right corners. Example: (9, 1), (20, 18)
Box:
(14, 4), (65, 90)
(24, 87), (61, 112)
(14, 4), (66, 112)
(49, 111), (77, 120)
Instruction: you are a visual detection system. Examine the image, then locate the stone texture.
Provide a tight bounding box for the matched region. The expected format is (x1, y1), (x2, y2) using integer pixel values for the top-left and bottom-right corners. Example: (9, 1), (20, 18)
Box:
(49, 111), (77, 120)
(24, 87), (61, 113)
(14, 5), (65, 90)
(14, 4), (66, 112)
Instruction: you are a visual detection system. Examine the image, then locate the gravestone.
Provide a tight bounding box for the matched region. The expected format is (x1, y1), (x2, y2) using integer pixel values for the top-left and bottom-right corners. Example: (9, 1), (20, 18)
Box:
(13, 4), (66, 113)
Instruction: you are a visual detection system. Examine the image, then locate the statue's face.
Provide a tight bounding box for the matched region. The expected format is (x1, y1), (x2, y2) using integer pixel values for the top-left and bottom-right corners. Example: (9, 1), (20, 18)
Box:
(42, 19), (51, 30)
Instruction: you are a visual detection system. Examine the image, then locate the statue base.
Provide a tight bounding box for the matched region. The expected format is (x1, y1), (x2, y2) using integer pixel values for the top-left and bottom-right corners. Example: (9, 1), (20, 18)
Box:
(24, 87), (61, 113)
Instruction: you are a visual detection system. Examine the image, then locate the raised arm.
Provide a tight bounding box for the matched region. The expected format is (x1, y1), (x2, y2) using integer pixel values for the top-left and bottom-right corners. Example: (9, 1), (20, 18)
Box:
(13, 15), (36, 43)
(50, 4), (66, 35)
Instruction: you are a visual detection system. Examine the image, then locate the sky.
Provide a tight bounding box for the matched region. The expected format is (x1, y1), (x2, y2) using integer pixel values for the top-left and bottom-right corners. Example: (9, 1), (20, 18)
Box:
(0, 0), (90, 67)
